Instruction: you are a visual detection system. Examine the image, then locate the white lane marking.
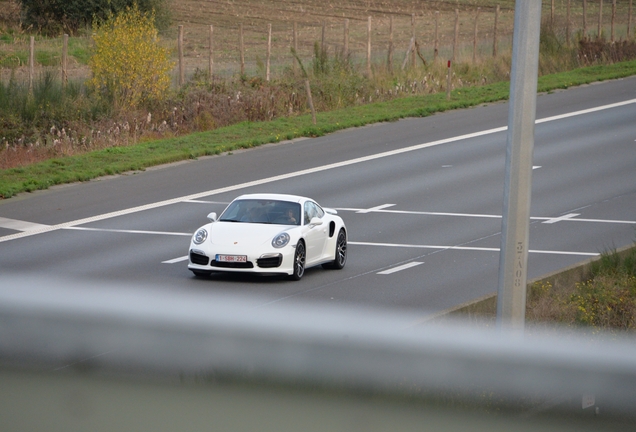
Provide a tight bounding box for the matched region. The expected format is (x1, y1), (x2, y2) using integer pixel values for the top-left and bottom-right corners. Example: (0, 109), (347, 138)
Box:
(533, 166), (542, 170)
(0, 217), (50, 231)
(542, 213), (580, 224)
(377, 262), (423, 275)
(357, 204), (395, 214)
(64, 227), (192, 236)
(1, 98), (634, 245)
(163, 256), (189, 264)
(336, 207), (636, 225)
(535, 99), (636, 124)
(338, 207), (502, 219)
(349, 241), (599, 256)
(182, 200), (229, 204)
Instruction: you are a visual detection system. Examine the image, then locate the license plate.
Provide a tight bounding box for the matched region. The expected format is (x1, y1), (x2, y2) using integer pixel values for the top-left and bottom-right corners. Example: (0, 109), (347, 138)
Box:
(216, 254), (247, 263)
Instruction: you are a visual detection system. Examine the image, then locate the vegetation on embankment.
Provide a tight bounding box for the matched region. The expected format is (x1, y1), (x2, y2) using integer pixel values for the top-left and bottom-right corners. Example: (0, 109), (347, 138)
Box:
(527, 245), (636, 332)
(1, 59), (635, 199)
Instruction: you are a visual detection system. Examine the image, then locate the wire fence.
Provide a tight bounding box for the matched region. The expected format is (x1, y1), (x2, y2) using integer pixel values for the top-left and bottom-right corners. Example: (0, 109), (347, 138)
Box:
(3, 1), (634, 87)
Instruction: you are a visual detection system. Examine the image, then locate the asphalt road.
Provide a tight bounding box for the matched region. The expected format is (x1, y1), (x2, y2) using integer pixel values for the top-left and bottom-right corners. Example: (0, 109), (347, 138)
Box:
(1, 77), (635, 318)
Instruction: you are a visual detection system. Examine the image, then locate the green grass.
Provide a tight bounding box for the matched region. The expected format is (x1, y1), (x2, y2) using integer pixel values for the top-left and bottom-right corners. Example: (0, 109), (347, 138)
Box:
(1, 59), (636, 199)
(0, 35), (91, 69)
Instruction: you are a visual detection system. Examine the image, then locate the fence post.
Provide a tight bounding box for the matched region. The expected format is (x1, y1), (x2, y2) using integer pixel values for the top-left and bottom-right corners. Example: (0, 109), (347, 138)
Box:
(240, 23), (245, 76)
(343, 19), (349, 60)
(446, 60), (452, 100)
(293, 22), (298, 72)
(629, 0), (633, 39)
(321, 21), (326, 54)
(566, 0), (571, 46)
(473, 8), (480, 64)
(178, 25), (184, 86)
(304, 79), (316, 125)
(29, 36), (34, 95)
(387, 16), (393, 72)
(434, 11), (439, 61)
(209, 25), (214, 79)
(453, 9), (459, 61)
(551, 0), (555, 25)
(583, 0), (588, 39)
(367, 16), (372, 77)
(598, 0), (603, 40)
(266, 23), (272, 82)
(62, 34), (68, 87)
(611, 0), (616, 42)
(401, 37), (414, 70)
(411, 14), (416, 68)
(493, 5), (499, 57)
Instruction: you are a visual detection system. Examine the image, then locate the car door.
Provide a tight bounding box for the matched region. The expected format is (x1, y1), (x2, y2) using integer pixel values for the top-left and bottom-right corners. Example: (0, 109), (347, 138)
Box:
(302, 201), (328, 265)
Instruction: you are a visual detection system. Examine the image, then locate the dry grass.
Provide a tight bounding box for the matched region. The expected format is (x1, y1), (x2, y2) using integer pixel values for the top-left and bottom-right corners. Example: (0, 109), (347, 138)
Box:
(169, 0), (518, 77)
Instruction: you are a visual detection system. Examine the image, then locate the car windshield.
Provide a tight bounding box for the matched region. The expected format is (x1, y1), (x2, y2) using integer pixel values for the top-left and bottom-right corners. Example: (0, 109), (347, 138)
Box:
(219, 199), (301, 225)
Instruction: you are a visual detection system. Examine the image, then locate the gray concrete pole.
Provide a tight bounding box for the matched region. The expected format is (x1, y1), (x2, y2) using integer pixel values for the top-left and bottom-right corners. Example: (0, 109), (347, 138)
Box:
(496, 1), (543, 332)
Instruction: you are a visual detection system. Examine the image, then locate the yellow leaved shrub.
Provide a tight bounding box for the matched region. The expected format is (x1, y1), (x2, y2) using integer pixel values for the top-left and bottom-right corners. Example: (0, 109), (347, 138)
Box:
(89, 5), (173, 110)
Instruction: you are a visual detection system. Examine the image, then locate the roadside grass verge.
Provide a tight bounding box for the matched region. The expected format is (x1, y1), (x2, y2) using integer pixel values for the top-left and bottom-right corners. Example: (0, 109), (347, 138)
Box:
(1, 59), (635, 199)
(527, 245), (636, 331)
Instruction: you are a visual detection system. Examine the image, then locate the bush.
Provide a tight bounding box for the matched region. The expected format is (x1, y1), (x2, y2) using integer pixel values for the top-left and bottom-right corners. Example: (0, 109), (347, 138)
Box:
(527, 247), (636, 331)
(88, 5), (173, 111)
(19, 0), (170, 35)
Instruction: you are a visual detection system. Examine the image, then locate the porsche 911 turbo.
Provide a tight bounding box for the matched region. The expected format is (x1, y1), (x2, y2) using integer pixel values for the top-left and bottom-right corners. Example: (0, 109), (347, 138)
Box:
(188, 193), (347, 280)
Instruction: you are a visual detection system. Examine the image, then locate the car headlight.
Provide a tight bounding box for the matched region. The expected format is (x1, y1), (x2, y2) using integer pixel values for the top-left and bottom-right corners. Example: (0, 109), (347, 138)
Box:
(193, 228), (208, 245)
(272, 232), (290, 248)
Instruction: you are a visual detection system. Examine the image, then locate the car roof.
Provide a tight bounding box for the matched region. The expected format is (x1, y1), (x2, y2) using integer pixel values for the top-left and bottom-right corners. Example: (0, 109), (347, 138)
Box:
(233, 193), (308, 204)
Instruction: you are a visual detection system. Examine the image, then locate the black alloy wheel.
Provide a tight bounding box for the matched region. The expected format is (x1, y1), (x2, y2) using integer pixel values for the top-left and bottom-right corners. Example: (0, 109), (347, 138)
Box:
(291, 241), (306, 280)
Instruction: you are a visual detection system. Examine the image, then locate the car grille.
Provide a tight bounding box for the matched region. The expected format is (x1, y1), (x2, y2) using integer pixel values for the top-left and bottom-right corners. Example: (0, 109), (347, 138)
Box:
(190, 251), (209, 265)
(210, 260), (254, 269)
(257, 255), (282, 268)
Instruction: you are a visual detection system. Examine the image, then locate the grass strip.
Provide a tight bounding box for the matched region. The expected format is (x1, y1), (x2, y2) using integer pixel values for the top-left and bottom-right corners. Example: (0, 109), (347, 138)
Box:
(1, 60), (635, 199)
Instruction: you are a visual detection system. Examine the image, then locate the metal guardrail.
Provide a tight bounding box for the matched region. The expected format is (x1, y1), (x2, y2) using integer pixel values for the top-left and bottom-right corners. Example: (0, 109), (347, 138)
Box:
(1, 275), (635, 431)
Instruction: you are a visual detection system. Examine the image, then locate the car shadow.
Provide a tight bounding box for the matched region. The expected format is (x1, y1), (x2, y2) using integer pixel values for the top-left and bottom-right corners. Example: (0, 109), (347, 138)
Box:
(190, 267), (322, 284)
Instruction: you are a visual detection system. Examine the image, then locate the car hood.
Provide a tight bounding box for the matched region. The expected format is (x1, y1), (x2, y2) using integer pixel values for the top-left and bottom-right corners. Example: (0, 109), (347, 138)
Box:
(206, 222), (292, 247)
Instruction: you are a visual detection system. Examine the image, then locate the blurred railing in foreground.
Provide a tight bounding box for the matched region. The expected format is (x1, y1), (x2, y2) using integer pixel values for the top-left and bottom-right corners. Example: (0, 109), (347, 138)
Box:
(1, 276), (635, 431)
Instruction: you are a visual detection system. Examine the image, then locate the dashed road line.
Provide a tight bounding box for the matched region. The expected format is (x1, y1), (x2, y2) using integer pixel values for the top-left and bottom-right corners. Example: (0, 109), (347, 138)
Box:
(377, 262), (423, 275)
(163, 256), (189, 264)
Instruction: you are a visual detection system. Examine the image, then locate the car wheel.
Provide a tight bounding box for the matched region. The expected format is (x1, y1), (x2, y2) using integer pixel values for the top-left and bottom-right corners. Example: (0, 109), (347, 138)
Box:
(191, 270), (211, 278)
(324, 229), (347, 270)
(291, 241), (306, 280)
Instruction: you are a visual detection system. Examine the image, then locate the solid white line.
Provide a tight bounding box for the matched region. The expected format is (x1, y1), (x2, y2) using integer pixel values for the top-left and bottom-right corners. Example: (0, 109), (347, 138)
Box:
(64, 227), (192, 236)
(1, 98), (633, 244)
(377, 262), (423, 275)
(535, 99), (636, 124)
(336, 207), (636, 225)
(163, 256), (189, 264)
(349, 241), (599, 256)
(182, 200), (229, 204)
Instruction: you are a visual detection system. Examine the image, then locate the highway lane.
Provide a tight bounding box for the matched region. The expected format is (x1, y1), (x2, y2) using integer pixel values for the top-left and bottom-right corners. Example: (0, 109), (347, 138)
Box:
(1, 77), (635, 317)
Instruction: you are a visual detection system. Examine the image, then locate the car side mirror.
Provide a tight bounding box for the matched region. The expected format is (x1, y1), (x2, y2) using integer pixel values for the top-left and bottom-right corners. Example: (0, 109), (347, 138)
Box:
(207, 212), (217, 222)
(309, 217), (323, 227)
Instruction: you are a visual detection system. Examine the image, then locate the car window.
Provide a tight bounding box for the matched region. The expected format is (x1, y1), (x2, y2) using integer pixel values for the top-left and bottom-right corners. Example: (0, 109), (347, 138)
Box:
(220, 199), (300, 225)
(303, 201), (324, 225)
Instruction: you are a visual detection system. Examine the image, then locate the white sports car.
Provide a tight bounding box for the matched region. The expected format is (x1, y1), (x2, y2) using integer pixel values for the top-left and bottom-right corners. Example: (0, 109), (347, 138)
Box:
(188, 193), (347, 280)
